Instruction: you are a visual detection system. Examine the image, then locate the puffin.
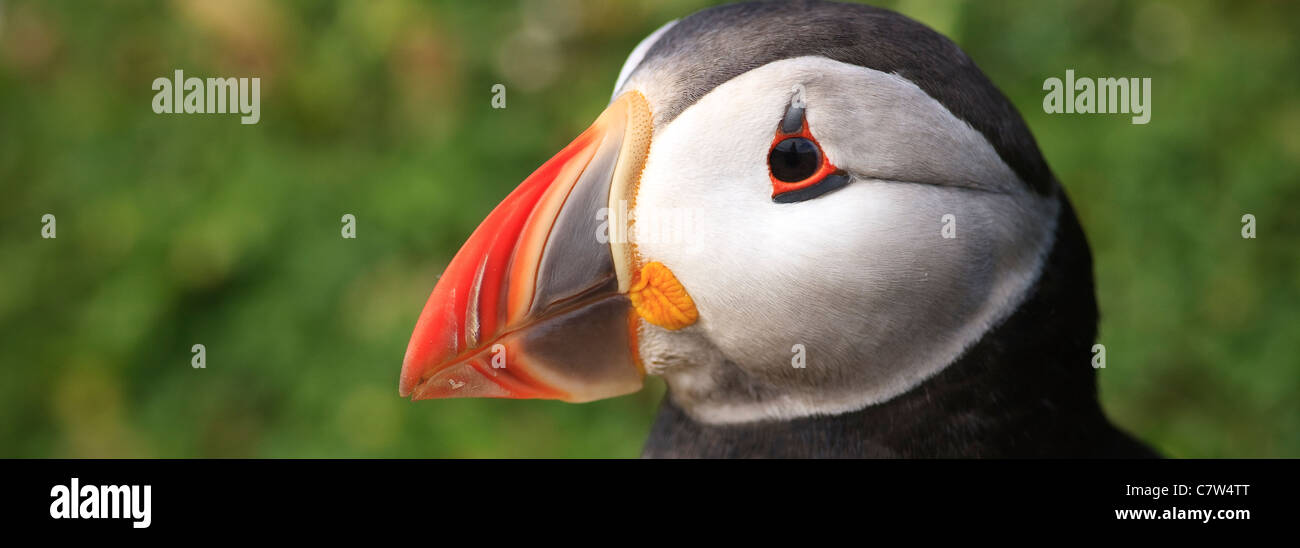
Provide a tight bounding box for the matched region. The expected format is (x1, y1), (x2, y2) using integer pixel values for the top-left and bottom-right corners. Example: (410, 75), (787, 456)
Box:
(399, 0), (1158, 458)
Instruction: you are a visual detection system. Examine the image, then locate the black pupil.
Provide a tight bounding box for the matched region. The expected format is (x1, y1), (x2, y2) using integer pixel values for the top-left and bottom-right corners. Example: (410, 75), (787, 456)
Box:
(768, 137), (820, 182)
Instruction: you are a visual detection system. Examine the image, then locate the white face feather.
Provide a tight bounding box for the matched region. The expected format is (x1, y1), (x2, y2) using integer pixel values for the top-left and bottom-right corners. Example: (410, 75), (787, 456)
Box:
(617, 56), (1059, 424)
(611, 19), (677, 101)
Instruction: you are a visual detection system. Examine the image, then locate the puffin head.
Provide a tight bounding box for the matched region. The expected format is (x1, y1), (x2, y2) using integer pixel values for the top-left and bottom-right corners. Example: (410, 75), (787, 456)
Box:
(400, 1), (1072, 426)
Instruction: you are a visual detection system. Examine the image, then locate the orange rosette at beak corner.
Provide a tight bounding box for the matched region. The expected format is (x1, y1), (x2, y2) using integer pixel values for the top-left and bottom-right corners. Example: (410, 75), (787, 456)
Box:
(400, 92), (654, 403)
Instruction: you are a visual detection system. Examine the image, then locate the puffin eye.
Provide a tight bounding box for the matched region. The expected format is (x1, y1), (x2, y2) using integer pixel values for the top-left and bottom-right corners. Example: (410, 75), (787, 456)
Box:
(768, 137), (820, 182)
(767, 100), (847, 203)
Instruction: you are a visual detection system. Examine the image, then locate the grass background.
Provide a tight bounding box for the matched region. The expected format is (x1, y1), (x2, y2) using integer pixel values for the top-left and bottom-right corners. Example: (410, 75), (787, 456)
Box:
(1, 0), (1296, 457)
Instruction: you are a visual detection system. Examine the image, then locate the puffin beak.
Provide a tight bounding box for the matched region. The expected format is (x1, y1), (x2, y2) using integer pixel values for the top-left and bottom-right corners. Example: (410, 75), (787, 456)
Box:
(400, 92), (653, 403)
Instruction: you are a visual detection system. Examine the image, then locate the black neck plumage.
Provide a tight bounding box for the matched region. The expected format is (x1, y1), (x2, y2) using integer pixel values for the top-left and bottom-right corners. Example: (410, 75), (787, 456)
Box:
(643, 195), (1157, 458)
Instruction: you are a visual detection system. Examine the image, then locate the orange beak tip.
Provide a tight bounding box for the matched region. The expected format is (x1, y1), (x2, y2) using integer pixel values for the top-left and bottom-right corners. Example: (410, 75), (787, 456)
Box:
(407, 360), (514, 401)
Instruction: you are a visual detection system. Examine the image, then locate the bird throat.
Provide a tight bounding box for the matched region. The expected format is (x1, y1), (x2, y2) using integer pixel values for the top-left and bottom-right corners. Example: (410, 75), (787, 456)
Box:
(642, 197), (1152, 457)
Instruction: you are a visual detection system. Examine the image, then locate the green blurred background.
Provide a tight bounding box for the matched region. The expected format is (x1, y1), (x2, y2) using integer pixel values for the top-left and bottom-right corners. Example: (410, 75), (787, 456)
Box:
(1, 0), (1296, 457)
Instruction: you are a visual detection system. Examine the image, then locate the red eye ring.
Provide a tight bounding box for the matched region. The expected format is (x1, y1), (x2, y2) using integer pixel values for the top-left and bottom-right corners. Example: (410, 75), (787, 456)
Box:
(768, 118), (839, 199)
